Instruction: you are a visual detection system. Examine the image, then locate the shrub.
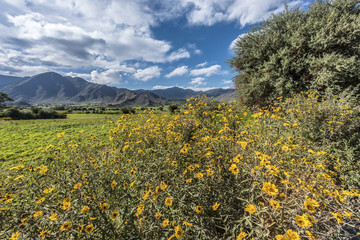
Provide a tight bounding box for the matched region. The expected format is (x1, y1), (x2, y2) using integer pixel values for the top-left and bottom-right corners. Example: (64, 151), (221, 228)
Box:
(120, 107), (136, 114)
(229, 0), (360, 107)
(1, 94), (359, 239)
(1, 107), (66, 120)
(168, 104), (178, 113)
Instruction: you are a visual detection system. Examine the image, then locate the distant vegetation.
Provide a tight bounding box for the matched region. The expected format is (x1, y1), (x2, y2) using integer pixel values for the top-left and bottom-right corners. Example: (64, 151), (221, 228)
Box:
(0, 107), (67, 120)
(229, 0), (360, 107)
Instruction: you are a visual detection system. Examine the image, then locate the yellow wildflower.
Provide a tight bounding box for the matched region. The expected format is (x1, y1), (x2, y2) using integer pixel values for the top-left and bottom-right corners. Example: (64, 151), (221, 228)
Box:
(286, 229), (300, 240)
(62, 197), (71, 210)
(165, 197), (173, 207)
(57, 132), (65, 138)
(229, 164), (239, 174)
(81, 206), (90, 214)
(39, 229), (50, 239)
(195, 205), (203, 214)
(212, 202), (220, 211)
(270, 200), (282, 210)
(245, 204), (256, 214)
(174, 225), (183, 238)
(60, 221), (72, 231)
(111, 211), (118, 219)
(49, 213), (59, 221)
(111, 180), (117, 189)
(331, 212), (343, 223)
(36, 197), (45, 204)
(39, 166), (48, 175)
(196, 172), (204, 178)
(99, 203), (109, 211)
(155, 212), (162, 219)
(135, 204), (144, 216)
(237, 230), (247, 240)
(10, 232), (20, 240)
(183, 221), (193, 227)
(43, 188), (54, 194)
(306, 231), (318, 240)
(84, 224), (94, 234)
(162, 218), (170, 227)
(262, 182), (279, 196)
(295, 214), (312, 228)
(304, 198), (320, 213)
(33, 211), (42, 217)
(275, 235), (287, 240)
(74, 183), (82, 189)
(160, 181), (168, 191)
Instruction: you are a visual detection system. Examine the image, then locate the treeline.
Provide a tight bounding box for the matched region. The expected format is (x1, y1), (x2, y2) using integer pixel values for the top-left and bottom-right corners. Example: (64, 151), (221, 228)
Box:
(0, 107), (66, 120)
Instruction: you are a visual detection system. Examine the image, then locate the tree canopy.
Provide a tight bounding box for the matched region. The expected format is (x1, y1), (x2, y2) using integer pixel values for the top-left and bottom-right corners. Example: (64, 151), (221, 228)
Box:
(0, 92), (13, 105)
(229, 0), (360, 106)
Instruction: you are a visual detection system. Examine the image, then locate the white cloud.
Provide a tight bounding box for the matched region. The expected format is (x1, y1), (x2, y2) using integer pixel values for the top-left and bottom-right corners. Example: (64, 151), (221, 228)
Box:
(167, 48), (191, 62)
(229, 33), (248, 51)
(222, 79), (233, 84)
(181, 0), (310, 27)
(133, 66), (161, 82)
(152, 85), (177, 90)
(90, 69), (123, 85)
(196, 61), (207, 68)
(66, 72), (92, 80)
(190, 64), (221, 77)
(152, 85), (221, 92)
(190, 77), (206, 86)
(0, 0), (190, 77)
(165, 66), (189, 78)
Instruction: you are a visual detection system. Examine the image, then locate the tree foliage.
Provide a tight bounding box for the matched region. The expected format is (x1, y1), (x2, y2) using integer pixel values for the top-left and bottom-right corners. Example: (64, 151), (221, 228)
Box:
(229, 0), (360, 106)
(0, 92), (13, 105)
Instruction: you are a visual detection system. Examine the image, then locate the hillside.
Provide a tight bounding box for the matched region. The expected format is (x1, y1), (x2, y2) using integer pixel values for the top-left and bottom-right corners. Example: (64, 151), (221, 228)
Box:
(0, 72), (167, 106)
(0, 75), (27, 87)
(136, 87), (236, 101)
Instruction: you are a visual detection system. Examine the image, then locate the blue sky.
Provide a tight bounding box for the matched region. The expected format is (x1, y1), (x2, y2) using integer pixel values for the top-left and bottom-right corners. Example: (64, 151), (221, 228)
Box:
(0, 0), (313, 90)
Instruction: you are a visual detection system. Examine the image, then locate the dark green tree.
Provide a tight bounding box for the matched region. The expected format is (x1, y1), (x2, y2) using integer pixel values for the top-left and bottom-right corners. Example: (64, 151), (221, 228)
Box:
(0, 92), (13, 106)
(229, 0), (360, 106)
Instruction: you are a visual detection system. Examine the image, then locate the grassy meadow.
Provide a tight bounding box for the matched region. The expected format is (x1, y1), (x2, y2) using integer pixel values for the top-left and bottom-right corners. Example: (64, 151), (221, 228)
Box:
(1, 92), (360, 240)
(0, 114), (124, 169)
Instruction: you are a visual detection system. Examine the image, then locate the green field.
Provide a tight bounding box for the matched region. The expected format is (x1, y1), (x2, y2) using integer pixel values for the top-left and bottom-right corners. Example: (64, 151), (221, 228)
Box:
(0, 114), (123, 169)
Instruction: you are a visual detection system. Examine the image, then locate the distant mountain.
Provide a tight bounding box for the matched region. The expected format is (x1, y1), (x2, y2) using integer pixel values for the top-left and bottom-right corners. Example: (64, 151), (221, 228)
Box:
(147, 87), (197, 100)
(214, 90), (238, 102)
(136, 87), (236, 101)
(0, 74), (27, 87)
(0, 72), (167, 106)
(0, 72), (236, 106)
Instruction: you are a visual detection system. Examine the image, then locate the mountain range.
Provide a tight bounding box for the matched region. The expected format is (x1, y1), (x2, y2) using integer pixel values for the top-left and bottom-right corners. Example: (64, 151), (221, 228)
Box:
(0, 72), (235, 106)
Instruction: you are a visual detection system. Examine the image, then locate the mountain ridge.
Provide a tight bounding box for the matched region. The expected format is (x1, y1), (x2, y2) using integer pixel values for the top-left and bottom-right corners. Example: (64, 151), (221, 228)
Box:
(0, 72), (235, 106)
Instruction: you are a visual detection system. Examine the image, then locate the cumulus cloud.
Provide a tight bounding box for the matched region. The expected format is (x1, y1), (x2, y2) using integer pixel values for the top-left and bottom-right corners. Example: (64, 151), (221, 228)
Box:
(133, 66), (161, 82)
(229, 33), (248, 51)
(165, 66), (189, 78)
(167, 48), (190, 62)
(65, 72), (92, 80)
(190, 64), (221, 77)
(196, 61), (207, 68)
(90, 69), (123, 85)
(190, 77), (206, 86)
(222, 79), (233, 84)
(0, 0), (190, 77)
(152, 85), (178, 90)
(181, 0), (310, 27)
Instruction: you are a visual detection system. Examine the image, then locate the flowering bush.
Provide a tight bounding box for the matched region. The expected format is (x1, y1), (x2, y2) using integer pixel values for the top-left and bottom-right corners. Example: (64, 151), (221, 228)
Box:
(1, 92), (359, 239)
